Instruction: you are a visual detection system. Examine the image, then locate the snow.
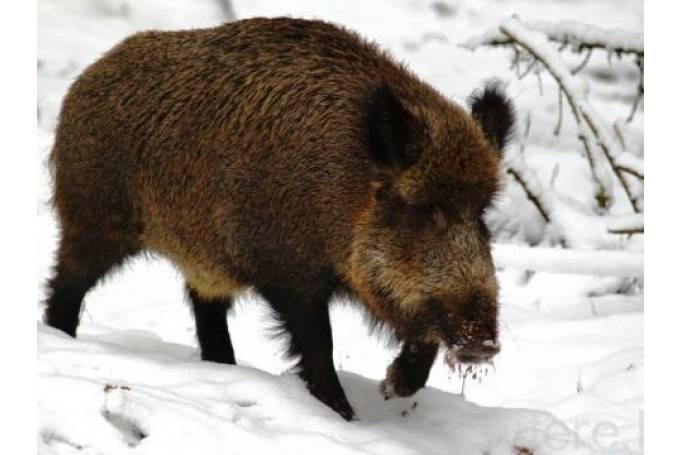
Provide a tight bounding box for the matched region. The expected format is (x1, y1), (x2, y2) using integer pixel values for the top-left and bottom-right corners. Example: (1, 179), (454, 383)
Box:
(463, 20), (644, 55)
(528, 20), (643, 54)
(493, 243), (642, 277)
(37, 1), (643, 454)
(39, 324), (599, 455)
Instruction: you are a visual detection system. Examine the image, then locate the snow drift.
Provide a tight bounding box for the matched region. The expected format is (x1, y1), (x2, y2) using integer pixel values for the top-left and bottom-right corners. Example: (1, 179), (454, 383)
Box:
(38, 324), (594, 455)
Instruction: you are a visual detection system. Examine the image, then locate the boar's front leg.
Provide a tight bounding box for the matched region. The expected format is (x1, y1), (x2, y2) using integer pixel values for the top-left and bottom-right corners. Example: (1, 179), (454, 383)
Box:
(260, 286), (355, 421)
(187, 286), (236, 365)
(380, 340), (438, 399)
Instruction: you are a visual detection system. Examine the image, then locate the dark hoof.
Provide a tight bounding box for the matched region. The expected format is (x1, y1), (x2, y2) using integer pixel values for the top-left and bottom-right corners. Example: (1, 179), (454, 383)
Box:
(327, 394), (357, 421)
(380, 364), (425, 399)
(309, 384), (356, 421)
(45, 318), (77, 338)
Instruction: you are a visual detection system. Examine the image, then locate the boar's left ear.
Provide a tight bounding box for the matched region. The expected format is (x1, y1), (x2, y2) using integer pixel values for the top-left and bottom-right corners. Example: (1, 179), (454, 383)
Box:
(468, 82), (515, 154)
(366, 84), (421, 170)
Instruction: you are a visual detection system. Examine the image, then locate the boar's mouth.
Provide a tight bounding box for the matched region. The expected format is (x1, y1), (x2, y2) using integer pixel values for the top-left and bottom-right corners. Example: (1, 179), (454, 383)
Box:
(444, 340), (500, 366)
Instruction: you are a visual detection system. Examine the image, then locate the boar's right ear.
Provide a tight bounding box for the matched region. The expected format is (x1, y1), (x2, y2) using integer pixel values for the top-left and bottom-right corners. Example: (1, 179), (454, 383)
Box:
(366, 84), (419, 170)
(468, 81), (515, 154)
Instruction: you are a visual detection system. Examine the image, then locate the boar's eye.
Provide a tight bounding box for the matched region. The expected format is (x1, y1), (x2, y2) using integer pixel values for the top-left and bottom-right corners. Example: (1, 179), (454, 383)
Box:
(431, 206), (447, 230)
(376, 189), (446, 233)
(404, 203), (446, 233)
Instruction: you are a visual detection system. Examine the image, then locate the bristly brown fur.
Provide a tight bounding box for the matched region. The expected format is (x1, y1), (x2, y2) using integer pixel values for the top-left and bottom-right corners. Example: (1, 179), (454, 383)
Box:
(44, 17), (514, 421)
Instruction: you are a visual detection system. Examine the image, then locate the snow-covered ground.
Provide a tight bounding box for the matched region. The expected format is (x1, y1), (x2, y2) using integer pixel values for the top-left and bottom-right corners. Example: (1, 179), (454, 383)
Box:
(37, 1), (643, 454)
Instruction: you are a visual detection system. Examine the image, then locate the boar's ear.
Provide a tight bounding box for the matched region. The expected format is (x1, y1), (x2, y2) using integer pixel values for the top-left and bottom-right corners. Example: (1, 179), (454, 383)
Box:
(366, 84), (420, 170)
(468, 81), (515, 154)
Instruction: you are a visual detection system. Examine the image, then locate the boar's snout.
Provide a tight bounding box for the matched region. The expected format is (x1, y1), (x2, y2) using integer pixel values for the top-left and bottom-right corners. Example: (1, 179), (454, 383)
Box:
(435, 292), (500, 365)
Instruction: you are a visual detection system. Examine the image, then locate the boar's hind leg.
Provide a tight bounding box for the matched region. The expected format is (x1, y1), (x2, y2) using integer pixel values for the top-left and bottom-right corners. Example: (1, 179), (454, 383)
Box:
(261, 286), (356, 421)
(45, 231), (139, 337)
(187, 286), (235, 364)
(380, 341), (438, 399)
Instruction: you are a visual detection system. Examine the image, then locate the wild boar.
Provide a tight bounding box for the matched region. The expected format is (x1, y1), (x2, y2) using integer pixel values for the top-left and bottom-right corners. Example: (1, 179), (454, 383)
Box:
(44, 17), (514, 420)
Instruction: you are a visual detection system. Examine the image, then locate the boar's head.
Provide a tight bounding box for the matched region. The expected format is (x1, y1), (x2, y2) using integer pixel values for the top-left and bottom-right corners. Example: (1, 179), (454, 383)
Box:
(348, 81), (514, 364)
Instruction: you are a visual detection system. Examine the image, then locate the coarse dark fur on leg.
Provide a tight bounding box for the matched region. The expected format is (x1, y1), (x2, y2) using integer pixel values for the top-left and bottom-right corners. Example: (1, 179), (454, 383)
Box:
(381, 340), (439, 399)
(44, 231), (138, 337)
(187, 287), (235, 365)
(261, 285), (355, 421)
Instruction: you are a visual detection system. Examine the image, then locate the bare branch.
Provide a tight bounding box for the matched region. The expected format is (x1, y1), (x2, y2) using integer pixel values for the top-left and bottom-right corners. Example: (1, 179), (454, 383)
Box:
(521, 111), (532, 149)
(553, 89), (563, 136)
(465, 18), (644, 214)
(571, 47), (593, 75)
(534, 65), (544, 96)
(617, 165), (644, 181)
(607, 214), (643, 235)
(463, 20), (644, 129)
(215, 0), (236, 21)
(549, 164), (560, 187)
(518, 57), (538, 79)
(580, 109), (641, 212)
(613, 121), (627, 151)
(507, 167), (551, 223)
(615, 151), (644, 180)
(627, 89), (642, 123)
(469, 19), (641, 212)
(496, 19), (615, 209)
(608, 227), (643, 235)
(507, 113), (553, 225)
(627, 56), (644, 122)
(511, 45), (522, 76)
